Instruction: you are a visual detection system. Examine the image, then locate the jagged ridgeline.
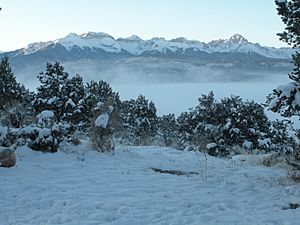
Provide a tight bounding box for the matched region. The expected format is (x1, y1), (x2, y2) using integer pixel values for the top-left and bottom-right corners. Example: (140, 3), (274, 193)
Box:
(0, 32), (293, 87)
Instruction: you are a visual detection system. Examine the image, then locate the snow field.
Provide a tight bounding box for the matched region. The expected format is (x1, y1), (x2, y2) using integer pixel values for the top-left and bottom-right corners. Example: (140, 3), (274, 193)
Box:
(1, 143), (300, 225)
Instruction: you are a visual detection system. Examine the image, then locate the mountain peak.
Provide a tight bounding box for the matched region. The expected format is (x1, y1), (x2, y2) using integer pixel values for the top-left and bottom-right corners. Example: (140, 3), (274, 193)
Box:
(170, 37), (188, 43)
(150, 37), (166, 41)
(79, 32), (114, 39)
(227, 34), (248, 44)
(126, 35), (143, 41)
(65, 33), (79, 38)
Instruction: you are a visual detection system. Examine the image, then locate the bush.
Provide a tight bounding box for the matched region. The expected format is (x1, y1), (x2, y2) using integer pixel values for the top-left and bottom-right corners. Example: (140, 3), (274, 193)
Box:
(0, 125), (15, 147)
(90, 101), (115, 152)
(28, 127), (59, 153)
(0, 102), (26, 128)
(285, 130), (300, 180)
(177, 92), (283, 156)
(25, 110), (62, 152)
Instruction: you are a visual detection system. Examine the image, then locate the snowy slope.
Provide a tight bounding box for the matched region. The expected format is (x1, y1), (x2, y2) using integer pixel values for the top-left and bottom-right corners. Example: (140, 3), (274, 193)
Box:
(1, 144), (299, 225)
(207, 34), (293, 59)
(17, 32), (294, 59)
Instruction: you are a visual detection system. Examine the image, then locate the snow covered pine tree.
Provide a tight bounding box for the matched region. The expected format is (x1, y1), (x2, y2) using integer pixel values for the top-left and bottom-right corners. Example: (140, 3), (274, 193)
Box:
(0, 56), (27, 147)
(178, 92), (271, 156)
(157, 113), (179, 147)
(83, 80), (122, 131)
(267, 0), (300, 175)
(33, 62), (69, 122)
(121, 95), (158, 145)
(32, 62), (79, 151)
(0, 56), (23, 111)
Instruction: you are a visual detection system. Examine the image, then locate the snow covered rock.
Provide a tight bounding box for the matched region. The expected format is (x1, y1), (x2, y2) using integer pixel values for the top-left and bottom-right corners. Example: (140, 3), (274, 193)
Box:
(0, 148), (16, 167)
(206, 142), (219, 157)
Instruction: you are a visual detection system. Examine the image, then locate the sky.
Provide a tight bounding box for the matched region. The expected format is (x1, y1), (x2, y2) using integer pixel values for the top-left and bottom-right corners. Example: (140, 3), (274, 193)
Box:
(0, 0), (288, 52)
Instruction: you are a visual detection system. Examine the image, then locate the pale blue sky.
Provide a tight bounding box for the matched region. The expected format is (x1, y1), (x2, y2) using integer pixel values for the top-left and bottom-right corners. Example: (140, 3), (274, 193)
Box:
(0, 0), (287, 51)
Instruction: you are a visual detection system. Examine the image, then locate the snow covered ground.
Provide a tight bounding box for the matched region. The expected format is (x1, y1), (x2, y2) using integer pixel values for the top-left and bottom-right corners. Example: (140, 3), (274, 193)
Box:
(1, 143), (300, 225)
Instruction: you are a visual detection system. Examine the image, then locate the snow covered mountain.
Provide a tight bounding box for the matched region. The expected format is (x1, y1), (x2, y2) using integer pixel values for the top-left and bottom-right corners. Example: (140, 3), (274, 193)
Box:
(11, 32), (293, 59)
(0, 32), (293, 87)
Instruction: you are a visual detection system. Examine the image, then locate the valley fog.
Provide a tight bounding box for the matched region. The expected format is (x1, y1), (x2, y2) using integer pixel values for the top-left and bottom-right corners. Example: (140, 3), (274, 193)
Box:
(17, 63), (294, 122)
(112, 80), (300, 127)
(112, 80), (288, 116)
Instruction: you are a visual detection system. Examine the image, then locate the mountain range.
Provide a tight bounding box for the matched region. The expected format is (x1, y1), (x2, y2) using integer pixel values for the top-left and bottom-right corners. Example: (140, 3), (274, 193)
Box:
(0, 32), (294, 87)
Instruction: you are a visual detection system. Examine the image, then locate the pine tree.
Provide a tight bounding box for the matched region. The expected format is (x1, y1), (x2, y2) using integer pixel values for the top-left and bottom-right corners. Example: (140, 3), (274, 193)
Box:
(219, 96), (270, 149)
(276, 0), (300, 81)
(178, 92), (271, 155)
(267, 0), (300, 174)
(268, 0), (300, 116)
(33, 62), (69, 122)
(177, 92), (221, 150)
(121, 95), (158, 145)
(62, 74), (85, 126)
(84, 81), (119, 115)
(269, 119), (295, 153)
(157, 113), (179, 147)
(0, 56), (22, 110)
(83, 80), (121, 132)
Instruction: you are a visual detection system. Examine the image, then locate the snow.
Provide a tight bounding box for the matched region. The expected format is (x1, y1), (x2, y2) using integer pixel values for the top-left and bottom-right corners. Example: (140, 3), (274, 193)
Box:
(258, 138), (271, 148)
(18, 126), (39, 135)
(231, 153), (276, 166)
(242, 140), (253, 149)
(206, 143), (217, 149)
(108, 105), (114, 113)
(123, 35), (143, 42)
(65, 99), (76, 107)
(20, 32), (294, 59)
(36, 110), (54, 123)
(38, 128), (51, 139)
(277, 82), (297, 98)
(0, 125), (8, 142)
(47, 97), (58, 105)
(56, 32), (120, 53)
(224, 119), (232, 129)
(95, 113), (109, 128)
(22, 41), (53, 55)
(1, 144), (300, 225)
(96, 102), (103, 107)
